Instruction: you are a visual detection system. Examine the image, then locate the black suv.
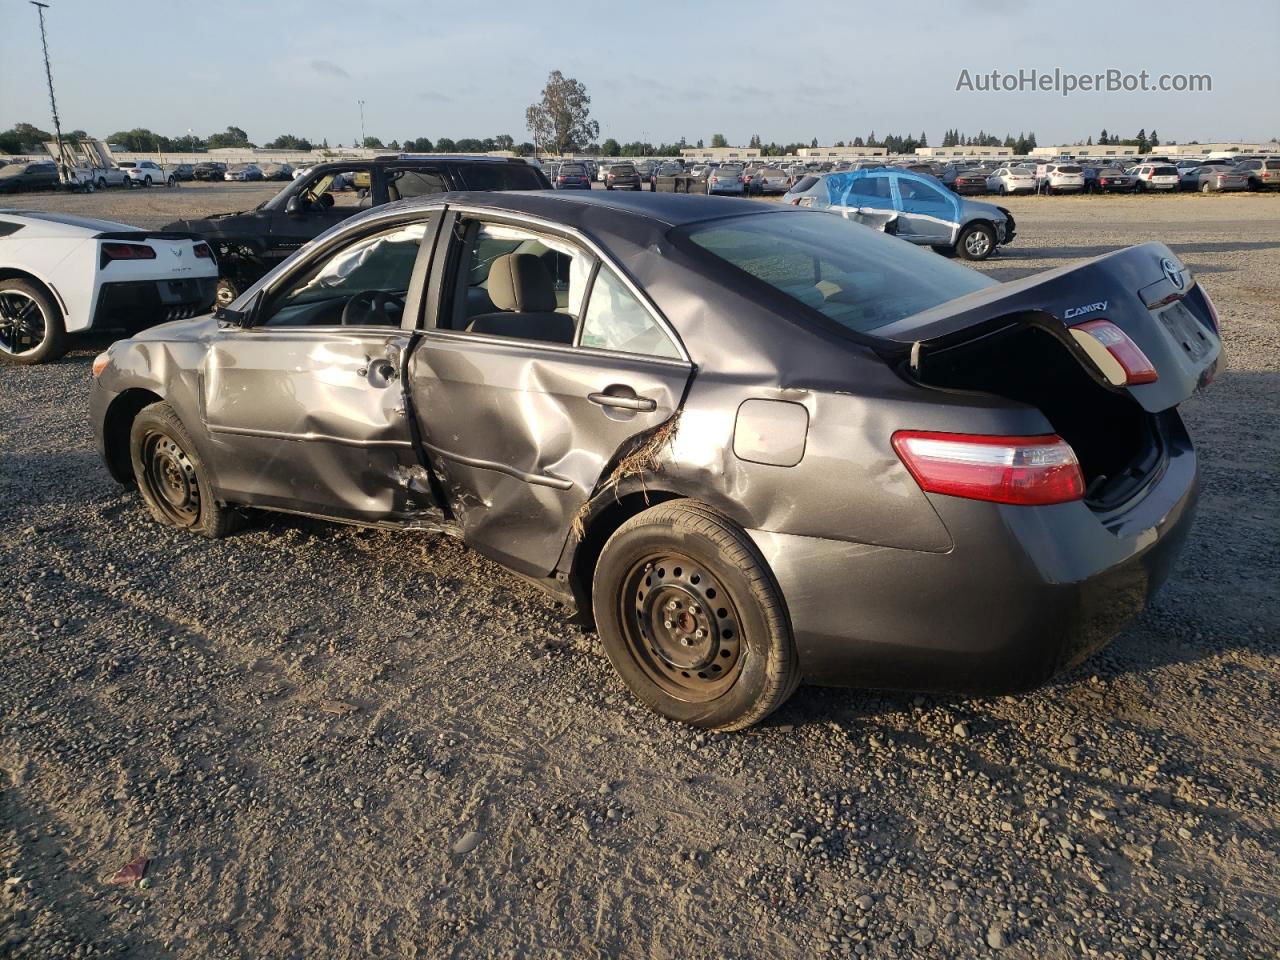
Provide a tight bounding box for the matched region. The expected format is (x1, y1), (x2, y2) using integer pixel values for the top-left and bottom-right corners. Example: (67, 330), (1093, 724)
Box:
(165, 156), (551, 306)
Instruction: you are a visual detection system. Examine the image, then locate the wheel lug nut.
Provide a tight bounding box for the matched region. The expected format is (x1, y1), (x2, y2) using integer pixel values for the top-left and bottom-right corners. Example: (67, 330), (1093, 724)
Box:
(694, 629), (705, 640)
(663, 620), (673, 629)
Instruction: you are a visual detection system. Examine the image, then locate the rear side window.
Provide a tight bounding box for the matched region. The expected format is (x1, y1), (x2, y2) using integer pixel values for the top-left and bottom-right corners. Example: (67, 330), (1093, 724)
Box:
(580, 267), (680, 359)
(386, 168), (448, 200)
(791, 175), (819, 192)
(1267, 161), (1280, 170)
(458, 164), (547, 191)
(679, 212), (995, 335)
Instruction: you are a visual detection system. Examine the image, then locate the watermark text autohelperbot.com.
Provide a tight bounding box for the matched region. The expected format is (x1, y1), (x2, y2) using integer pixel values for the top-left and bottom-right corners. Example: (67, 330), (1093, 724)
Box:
(956, 68), (1212, 97)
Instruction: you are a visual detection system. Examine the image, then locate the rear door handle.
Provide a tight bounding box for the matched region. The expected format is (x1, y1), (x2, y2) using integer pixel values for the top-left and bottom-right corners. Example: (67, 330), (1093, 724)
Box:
(588, 391), (657, 412)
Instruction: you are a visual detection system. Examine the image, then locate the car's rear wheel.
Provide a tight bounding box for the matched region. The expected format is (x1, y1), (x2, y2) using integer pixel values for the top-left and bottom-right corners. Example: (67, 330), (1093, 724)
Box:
(593, 500), (799, 730)
(144, 175), (153, 187)
(167, 175), (176, 187)
(0, 279), (67, 365)
(1201, 181), (1212, 194)
(957, 223), (996, 261)
(130, 402), (238, 539)
(96, 177), (107, 189)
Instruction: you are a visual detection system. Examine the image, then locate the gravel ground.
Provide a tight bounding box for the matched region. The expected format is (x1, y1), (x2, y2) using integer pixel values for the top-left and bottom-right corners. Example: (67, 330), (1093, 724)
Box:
(2, 191), (1278, 959)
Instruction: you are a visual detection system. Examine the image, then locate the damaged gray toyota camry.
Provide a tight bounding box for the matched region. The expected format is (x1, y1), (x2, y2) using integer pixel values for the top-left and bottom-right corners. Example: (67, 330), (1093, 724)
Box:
(91, 191), (1221, 730)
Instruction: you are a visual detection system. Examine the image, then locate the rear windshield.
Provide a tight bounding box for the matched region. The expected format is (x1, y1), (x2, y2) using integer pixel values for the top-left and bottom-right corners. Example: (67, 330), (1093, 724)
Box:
(678, 212), (996, 335)
(790, 175), (819, 192)
(609, 164), (636, 174)
(458, 163), (546, 190)
(717, 165), (743, 175)
(560, 164), (586, 174)
(1056, 165), (1083, 173)
(1153, 166), (1178, 176)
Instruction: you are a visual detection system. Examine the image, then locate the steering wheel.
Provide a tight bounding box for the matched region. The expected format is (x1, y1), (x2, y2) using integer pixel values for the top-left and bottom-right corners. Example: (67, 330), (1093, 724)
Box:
(341, 290), (405, 326)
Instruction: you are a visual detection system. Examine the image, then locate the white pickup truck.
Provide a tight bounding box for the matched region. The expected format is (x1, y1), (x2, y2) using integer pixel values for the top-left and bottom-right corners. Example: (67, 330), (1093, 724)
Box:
(43, 138), (131, 189)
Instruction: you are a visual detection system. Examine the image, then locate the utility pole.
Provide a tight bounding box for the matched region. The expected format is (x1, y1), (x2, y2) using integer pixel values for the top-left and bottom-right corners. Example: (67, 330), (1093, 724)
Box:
(31, 2), (68, 183)
(358, 99), (366, 148)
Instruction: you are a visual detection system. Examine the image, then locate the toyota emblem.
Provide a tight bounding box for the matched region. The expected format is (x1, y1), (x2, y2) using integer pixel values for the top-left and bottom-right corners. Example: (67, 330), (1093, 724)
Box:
(1161, 256), (1183, 289)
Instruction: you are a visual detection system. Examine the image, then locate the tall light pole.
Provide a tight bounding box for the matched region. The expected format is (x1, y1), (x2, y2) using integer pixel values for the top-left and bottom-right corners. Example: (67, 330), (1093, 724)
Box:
(357, 99), (366, 148)
(30, 2), (67, 182)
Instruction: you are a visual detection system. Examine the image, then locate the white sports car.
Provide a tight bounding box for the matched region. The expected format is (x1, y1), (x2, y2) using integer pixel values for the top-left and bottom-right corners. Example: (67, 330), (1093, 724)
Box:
(0, 210), (218, 364)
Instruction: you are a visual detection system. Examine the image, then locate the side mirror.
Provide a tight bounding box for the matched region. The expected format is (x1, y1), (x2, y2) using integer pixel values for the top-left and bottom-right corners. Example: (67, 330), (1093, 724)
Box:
(286, 195), (306, 215)
(213, 289), (262, 327)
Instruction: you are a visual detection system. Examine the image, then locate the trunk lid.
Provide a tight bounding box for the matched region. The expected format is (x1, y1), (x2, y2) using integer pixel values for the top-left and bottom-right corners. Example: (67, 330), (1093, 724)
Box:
(875, 242), (1221, 413)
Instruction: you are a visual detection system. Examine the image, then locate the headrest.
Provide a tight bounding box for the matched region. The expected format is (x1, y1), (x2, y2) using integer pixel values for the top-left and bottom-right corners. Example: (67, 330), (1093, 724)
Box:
(486, 253), (557, 313)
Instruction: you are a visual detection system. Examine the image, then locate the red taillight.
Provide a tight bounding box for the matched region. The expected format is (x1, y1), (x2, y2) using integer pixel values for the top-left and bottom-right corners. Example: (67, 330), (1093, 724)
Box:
(100, 243), (157, 267)
(557, 176), (565, 182)
(789, 197), (802, 205)
(1073, 319), (1159, 385)
(193, 242), (213, 259)
(892, 432), (1085, 506)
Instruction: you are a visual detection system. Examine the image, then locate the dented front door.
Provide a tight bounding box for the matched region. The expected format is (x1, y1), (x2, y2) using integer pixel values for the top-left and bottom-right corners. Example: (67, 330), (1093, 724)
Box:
(203, 328), (427, 520)
(407, 332), (691, 576)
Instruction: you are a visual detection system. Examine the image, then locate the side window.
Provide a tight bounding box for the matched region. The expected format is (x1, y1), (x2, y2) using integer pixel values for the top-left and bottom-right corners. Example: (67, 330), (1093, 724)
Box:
(259, 221), (429, 327)
(386, 168), (448, 201)
(897, 177), (952, 212)
(300, 168), (371, 211)
(847, 176), (892, 203)
(449, 221), (594, 345)
(579, 267), (680, 359)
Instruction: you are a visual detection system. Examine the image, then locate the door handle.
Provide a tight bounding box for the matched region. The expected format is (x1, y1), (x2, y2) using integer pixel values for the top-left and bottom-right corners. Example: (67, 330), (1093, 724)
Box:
(588, 391), (656, 413)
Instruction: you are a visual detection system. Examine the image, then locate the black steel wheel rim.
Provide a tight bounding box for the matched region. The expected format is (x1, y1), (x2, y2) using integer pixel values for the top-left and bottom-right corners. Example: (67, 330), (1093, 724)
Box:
(141, 429), (201, 526)
(0, 290), (46, 356)
(619, 552), (745, 702)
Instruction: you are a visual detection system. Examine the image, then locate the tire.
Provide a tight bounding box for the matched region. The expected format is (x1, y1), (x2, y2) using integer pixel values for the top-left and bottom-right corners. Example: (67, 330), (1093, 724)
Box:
(956, 222), (996, 261)
(606, 183), (613, 190)
(144, 175), (153, 187)
(998, 184), (1007, 195)
(214, 276), (241, 309)
(592, 500), (799, 730)
(1201, 181), (1212, 194)
(0, 278), (67, 365)
(96, 177), (107, 189)
(166, 175), (176, 187)
(129, 402), (239, 539)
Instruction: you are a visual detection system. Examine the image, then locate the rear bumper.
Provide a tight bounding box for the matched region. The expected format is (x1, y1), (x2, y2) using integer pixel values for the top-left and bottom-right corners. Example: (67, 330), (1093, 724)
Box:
(750, 417), (1198, 694)
(91, 278), (217, 332)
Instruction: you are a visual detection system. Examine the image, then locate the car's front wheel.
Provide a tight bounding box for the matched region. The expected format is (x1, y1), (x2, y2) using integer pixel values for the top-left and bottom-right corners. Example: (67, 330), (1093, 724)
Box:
(957, 222), (996, 261)
(130, 402), (239, 539)
(144, 175), (153, 187)
(593, 500), (799, 730)
(0, 279), (66, 365)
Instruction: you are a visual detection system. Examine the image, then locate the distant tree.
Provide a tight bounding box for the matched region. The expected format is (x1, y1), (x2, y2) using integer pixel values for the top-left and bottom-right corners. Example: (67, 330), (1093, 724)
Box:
(710, 133), (728, 147)
(1135, 128), (1148, 153)
(405, 137), (433, 152)
(1148, 129), (1159, 149)
(265, 134), (313, 151)
(919, 130), (928, 148)
(362, 136), (385, 149)
(0, 122), (54, 153)
(1086, 135), (1093, 146)
(207, 126), (252, 148)
(852, 136), (864, 147)
(494, 133), (515, 151)
(601, 137), (621, 156)
(435, 137), (456, 152)
(455, 138), (484, 153)
(696, 138), (704, 148)
(749, 133), (762, 149)
(515, 141), (534, 156)
(1099, 128), (1108, 146)
(525, 70), (599, 154)
(388, 140), (401, 150)
(108, 128), (177, 151)
(811, 136), (819, 148)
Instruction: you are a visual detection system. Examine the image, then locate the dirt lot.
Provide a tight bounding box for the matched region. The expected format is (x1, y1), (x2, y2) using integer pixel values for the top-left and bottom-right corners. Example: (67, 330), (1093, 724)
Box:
(2, 190), (1278, 959)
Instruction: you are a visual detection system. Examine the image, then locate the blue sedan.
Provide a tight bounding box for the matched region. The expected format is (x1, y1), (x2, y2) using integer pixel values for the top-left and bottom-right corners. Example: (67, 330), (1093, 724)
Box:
(782, 169), (1016, 260)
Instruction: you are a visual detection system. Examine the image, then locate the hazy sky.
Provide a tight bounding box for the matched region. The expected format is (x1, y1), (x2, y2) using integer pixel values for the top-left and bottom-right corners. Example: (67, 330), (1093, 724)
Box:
(1, 0), (1276, 148)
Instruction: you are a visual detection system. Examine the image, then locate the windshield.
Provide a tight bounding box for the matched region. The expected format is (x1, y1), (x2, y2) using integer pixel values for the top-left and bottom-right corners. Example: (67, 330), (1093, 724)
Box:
(678, 211), (996, 334)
